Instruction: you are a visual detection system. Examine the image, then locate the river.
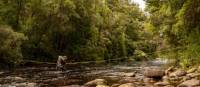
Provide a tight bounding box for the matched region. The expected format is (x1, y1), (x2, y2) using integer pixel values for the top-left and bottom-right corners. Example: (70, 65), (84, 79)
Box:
(0, 59), (170, 87)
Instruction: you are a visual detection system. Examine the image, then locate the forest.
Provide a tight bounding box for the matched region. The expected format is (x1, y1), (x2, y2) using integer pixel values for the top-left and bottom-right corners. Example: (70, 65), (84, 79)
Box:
(0, 0), (200, 86)
(1, 0), (199, 68)
(0, 0), (150, 67)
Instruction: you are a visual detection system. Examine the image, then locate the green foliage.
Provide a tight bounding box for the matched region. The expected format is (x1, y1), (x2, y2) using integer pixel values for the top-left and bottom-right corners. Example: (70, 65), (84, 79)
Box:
(0, 0), (150, 65)
(146, 0), (200, 67)
(0, 25), (26, 66)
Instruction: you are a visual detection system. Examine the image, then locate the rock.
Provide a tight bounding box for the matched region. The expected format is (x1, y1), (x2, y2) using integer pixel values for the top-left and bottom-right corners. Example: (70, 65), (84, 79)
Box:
(4, 76), (25, 83)
(0, 72), (4, 74)
(169, 70), (187, 77)
(60, 85), (83, 87)
(182, 76), (192, 82)
(144, 67), (165, 78)
(154, 81), (170, 86)
(27, 83), (37, 87)
(163, 76), (170, 82)
(102, 76), (121, 83)
(187, 73), (200, 78)
(5, 82), (37, 87)
(119, 77), (136, 84)
(169, 77), (183, 82)
(164, 85), (175, 87)
(84, 79), (107, 87)
(178, 79), (200, 87)
(106, 72), (135, 77)
(197, 66), (200, 72)
(143, 78), (156, 83)
(123, 72), (136, 77)
(15, 83), (27, 87)
(187, 68), (197, 73)
(119, 83), (135, 87)
(111, 84), (120, 87)
(96, 85), (109, 87)
(165, 66), (175, 75)
(0, 85), (16, 87)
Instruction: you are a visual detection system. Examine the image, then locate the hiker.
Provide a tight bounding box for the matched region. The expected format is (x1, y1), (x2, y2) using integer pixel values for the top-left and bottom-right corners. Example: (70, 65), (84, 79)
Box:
(56, 56), (67, 71)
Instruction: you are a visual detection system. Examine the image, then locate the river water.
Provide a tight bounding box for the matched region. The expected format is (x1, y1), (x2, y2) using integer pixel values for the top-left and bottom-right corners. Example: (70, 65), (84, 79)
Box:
(0, 59), (170, 87)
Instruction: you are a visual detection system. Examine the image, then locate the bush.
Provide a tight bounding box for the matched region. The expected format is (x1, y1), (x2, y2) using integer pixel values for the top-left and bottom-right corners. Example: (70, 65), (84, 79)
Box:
(0, 25), (26, 67)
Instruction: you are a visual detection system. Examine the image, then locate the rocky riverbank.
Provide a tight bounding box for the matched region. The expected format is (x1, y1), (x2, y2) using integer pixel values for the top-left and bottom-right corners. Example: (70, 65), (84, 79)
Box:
(0, 60), (200, 87)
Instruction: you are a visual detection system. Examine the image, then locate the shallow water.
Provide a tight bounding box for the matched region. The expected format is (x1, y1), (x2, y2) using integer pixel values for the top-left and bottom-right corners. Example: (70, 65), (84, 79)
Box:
(0, 59), (169, 87)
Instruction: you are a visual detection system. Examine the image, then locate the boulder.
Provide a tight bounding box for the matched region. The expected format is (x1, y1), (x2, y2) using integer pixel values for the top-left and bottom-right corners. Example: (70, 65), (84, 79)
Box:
(182, 76), (192, 82)
(165, 66), (175, 75)
(60, 85), (83, 87)
(164, 85), (175, 87)
(106, 72), (135, 77)
(119, 77), (136, 84)
(5, 82), (37, 87)
(169, 70), (187, 77)
(178, 79), (200, 87)
(84, 79), (107, 87)
(168, 77), (183, 85)
(0, 72), (4, 75)
(123, 72), (136, 77)
(26, 83), (37, 87)
(96, 85), (109, 87)
(187, 73), (200, 78)
(154, 81), (170, 86)
(119, 83), (135, 87)
(187, 68), (197, 73)
(102, 76), (121, 83)
(4, 76), (25, 83)
(111, 84), (120, 87)
(143, 78), (156, 83)
(163, 76), (170, 82)
(144, 67), (165, 78)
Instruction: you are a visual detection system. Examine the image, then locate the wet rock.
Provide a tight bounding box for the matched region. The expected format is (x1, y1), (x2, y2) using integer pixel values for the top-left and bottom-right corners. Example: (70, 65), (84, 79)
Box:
(144, 67), (165, 78)
(169, 70), (186, 77)
(143, 78), (156, 83)
(163, 76), (170, 82)
(96, 85), (109, 87)
(165, 66), (175, 75)
(187, 73), (200, 78)
(2, 82), (37, 87)
(154, 81), (170, 86)
(3, 76), (25, 83)
(119, 77), (136, 84)
(84, 79), (107, 87)
(119, 83), (135, 87)
(27, 83), (37, 87)
(178, 79), (200, 87)
(123, 72), (136, 77)
(0, 72), (4, 75)
(182, 76), (192, 82)
(102, 76), (121, 83)
(187, 68), (197, 73)
(111, 84), (120, 87)
(59, 85), (84, 87)
(198, 66), (200, 72)
(44, 77), (81, 86)
(106, 72), (135, 77)
(164, 85), (175, 87)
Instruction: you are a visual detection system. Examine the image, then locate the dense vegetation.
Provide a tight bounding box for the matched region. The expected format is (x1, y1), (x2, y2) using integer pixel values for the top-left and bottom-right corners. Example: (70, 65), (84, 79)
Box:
(0, 0), (157, 67)
(145, 0), (200, 67)
(0, 0), (199, 68)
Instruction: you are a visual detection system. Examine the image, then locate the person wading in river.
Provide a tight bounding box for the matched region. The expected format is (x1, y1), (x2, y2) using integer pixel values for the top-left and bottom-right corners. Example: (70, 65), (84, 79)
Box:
(56, 56), (68, 71)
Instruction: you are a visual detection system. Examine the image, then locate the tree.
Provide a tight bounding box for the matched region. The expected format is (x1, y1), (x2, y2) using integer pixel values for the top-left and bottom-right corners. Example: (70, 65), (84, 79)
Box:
(0, 25), (26, 67)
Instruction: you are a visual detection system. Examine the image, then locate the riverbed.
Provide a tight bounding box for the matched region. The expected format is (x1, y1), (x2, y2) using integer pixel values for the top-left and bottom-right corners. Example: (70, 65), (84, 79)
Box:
(0, 60), (169, 87)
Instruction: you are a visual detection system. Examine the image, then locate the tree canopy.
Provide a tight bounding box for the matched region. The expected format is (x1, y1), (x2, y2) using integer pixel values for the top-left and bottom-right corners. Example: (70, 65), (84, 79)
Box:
(0, 0), (155, 67)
